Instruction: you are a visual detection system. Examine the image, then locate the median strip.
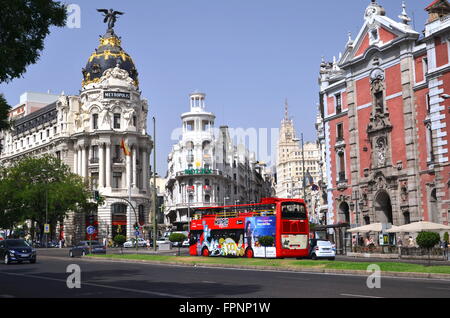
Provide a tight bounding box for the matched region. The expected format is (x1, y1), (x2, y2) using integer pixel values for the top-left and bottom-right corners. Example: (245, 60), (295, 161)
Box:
(85, 254), (450, 280)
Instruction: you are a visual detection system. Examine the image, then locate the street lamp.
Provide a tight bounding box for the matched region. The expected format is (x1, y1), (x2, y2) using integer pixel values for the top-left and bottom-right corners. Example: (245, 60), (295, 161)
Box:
(41, 168), (59, 248)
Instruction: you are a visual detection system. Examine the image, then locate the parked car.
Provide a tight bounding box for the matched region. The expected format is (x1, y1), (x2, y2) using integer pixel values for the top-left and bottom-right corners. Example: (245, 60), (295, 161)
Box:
(69, 241), (106, 257)
(309, 239), (336, 260)
(0, 239), (37, 264)
(156, 237), (171, 247)
(124, 238), (147, 248)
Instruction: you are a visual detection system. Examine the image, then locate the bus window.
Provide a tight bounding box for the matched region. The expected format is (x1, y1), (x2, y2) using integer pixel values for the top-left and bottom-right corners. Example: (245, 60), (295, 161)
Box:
(281, 202), (307, 220)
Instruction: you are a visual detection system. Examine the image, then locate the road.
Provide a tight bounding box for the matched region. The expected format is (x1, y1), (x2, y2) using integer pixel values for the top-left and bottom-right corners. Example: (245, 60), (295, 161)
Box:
(0, 249), (449, 299)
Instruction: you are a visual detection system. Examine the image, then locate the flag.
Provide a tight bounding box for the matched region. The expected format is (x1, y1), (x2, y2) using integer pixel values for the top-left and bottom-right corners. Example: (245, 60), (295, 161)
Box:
(121, 139), (131, 156)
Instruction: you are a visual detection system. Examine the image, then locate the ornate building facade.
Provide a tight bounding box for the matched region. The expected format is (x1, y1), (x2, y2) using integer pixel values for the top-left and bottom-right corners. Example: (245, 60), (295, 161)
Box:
(0, 19), (153, 244)
(165, 93), (273, 229)
(319, 0), (450, 250)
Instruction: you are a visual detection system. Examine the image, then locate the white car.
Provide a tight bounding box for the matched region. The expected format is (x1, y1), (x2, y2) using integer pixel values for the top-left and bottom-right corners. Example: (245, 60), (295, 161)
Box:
(124, 238), (147, 248)
(309, 239), (336, 260)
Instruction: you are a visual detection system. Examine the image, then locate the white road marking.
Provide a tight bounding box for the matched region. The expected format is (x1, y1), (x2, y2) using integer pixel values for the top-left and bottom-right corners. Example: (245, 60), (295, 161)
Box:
(0, 271), (187, 298)
(340, 293), (383, 298)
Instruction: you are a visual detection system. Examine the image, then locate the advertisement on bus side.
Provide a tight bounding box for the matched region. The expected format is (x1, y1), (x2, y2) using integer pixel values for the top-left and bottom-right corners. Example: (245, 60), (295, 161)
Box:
(245, 216), (276, 258)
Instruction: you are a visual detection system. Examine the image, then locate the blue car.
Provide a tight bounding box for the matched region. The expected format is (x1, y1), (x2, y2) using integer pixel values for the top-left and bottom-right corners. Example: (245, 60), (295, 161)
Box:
(69, 241), (106, 257)
(1, 239), (37, 264)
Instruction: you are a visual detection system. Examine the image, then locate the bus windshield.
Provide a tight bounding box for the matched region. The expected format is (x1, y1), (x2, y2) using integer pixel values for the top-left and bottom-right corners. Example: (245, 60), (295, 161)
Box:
(281, 202), (307, 220)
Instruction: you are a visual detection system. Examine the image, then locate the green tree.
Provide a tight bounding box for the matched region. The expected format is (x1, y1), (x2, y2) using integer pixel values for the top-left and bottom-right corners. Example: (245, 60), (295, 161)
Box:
(0, 94), (10, 132)
(258, 236), (275, 259)
(416, 231), (441, 265)
(114, 235), (127, 254)
(0, 0), (67, 83)
(0, 0), (67, 131)
(444, 232), (449, 245)
(0, 155), (91, 240)
(169, 233), (187, 256)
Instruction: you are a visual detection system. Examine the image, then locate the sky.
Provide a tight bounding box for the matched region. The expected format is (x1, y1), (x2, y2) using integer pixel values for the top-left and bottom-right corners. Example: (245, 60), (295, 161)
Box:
(0, 0), (430, 175)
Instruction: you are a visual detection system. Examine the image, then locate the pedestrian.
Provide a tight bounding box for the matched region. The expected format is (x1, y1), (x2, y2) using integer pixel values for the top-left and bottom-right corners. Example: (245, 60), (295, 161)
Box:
(59, 239), (62, 249)
(397, 237), (403, 247)
(408, 236), (414, 247)
(62, 238), (65, 248)
(146, 239), (150, 249)
(103, 237), (107, 247)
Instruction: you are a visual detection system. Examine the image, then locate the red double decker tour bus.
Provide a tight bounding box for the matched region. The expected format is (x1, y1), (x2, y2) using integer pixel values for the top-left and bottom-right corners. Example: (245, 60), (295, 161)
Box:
(189, 198), (309, 258)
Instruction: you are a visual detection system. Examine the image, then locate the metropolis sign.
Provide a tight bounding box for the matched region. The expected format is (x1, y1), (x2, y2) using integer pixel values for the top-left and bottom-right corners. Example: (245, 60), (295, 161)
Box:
(104, 91), (131, 100)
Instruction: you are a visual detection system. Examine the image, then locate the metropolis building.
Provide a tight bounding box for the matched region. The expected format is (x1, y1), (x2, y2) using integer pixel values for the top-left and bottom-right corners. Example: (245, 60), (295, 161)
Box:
(0, 19), (153, 244)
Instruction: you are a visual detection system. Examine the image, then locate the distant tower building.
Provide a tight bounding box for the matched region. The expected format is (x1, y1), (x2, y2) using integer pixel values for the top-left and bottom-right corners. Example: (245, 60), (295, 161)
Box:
(276, 100), (321, 219)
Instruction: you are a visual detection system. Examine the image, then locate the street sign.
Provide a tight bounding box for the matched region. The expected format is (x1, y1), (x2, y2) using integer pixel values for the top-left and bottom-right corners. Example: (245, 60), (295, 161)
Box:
(87, 226), (96, 235)
(44, 224), (50, 234)
(135, 231), (140, 236)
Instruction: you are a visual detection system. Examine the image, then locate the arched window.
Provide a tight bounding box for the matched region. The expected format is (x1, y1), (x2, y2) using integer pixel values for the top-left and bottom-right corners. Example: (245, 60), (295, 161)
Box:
(138, 205), (145, 225)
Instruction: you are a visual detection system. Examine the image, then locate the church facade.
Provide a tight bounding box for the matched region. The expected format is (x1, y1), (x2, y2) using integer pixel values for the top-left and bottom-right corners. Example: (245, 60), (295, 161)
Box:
(0, 16), (153, 244)
(319, 0), (450, 249)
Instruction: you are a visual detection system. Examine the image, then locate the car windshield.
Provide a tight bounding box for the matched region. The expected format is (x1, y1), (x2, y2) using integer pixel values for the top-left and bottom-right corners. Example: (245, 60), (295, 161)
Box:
(6, 240), (30, 247)
(317, 241), (332, 247)
(281, 202), (307, 220)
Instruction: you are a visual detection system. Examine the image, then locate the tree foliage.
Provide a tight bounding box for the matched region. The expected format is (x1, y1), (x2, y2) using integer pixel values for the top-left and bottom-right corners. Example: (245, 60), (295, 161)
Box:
(258, 236), (274, 247)
(0, 155), (91, 235)
(0, 94), (10, 132)
(416, 232), (440, 249)
(0, 0), (67, 83)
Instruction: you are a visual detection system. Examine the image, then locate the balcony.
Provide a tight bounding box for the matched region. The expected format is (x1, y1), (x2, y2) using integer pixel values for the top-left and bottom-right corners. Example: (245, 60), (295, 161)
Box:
(203, 185), (212, 193)
(113, 157), (124, 164)
(187, 186), (195, 193)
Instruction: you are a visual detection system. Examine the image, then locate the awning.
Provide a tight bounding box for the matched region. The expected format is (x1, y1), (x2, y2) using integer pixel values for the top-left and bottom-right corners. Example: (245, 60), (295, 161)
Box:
(386, 221), (450, 233)
(347, 223), (400, 233)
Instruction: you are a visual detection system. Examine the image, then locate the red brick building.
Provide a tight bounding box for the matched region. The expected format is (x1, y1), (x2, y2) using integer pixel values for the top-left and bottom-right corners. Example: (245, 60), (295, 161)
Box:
(318, 0), (450, 250)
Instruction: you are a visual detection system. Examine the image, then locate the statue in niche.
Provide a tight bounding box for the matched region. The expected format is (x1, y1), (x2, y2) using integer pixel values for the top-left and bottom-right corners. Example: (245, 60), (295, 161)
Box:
(100, 105), (112, 127)
(74, 112), (82, 130)
(376, 137), (386, 167)
(123, 108), (135, 127)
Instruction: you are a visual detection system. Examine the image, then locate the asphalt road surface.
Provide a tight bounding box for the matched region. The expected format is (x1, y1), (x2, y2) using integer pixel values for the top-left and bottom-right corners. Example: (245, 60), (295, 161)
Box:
(0, 252), (449, 299)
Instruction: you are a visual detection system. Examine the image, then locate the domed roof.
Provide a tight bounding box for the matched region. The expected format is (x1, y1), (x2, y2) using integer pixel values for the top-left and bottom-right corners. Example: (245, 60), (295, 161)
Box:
(82, 30), (139, 88)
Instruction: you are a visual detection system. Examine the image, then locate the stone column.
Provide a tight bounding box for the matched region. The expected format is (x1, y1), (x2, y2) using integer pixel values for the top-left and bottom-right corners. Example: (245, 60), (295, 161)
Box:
(142, 149), (148, 191)
(81, 146), (87, 179)
(99, 143), (105, 188)
(105, 142), (111, 188)
(126, 150), (131, 189)
(132, 146), (137, 189)
(73, 148), (78, 174)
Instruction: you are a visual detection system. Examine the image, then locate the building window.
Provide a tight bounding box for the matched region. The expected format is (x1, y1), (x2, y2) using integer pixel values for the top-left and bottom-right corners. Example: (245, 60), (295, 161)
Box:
(91, 172), (99, 190)
(205, 195), (211, 203)
(337, 151), (346, 182)
(56, 151), (61, 160)
(113, 113), (121, 129)
(426, 94), (431, 114)
(335, 93), (342, 114)
(337, 123), (344, 141)
(113, 172), (122, 189)
(133, 115), (137, 127)
(138, 205), (145, 225)
(91, 145), (99, 163)
(47, 129), (50, 138)
(92, 114), (99, 130)
(423, 57), (429, 76)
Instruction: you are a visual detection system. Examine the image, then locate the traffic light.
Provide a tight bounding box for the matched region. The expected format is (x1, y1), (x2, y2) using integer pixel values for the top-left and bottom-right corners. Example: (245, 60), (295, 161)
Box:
(93, 190), (100, 202)
(134, 223), (139, 231)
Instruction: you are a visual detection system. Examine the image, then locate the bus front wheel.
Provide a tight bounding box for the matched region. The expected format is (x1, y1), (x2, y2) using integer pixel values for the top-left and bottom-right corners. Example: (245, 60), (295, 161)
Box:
(245, 248), (254, 258)
(202, 248), (210, 257)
